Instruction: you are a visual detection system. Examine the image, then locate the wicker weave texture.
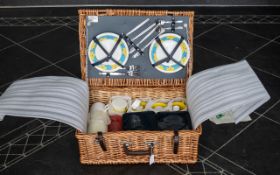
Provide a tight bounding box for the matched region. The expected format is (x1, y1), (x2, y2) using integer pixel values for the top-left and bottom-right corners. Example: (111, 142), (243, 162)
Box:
(76, 129), (201, 164)
(88, 86), (185, 104)
(76, 9), (200, 165)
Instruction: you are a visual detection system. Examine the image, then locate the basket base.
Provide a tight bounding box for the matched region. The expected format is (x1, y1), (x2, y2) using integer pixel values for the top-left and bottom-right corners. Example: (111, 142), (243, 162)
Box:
(76, 128), (202, 165)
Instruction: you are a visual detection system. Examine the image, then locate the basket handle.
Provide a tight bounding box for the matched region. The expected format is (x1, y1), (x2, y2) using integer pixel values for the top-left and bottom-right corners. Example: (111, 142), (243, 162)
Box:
(123, 143), (154, 156)
(95, 132), (107, 151)
(173, 130), (179, 154)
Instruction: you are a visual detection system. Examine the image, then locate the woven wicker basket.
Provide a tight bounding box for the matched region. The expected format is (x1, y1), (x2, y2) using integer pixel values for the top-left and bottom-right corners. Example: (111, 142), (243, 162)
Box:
(76, 9), (202, 164)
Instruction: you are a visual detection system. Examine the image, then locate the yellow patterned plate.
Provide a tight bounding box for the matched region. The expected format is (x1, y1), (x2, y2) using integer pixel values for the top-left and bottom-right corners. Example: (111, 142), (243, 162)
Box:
(149, 33), (190, 74)
(88, 32), (129, 73)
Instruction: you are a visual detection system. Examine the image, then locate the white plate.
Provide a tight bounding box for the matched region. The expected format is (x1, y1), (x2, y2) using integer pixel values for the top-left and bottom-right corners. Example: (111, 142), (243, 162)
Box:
(149, 33), (190, 74)
(88, 32), (129, 73)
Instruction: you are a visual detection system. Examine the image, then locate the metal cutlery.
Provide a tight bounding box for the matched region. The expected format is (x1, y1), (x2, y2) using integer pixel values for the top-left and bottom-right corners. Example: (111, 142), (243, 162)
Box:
(124, 18), (187, 58)
(129, 21), (184, 55)
(119, 65), (140, 71)
(129, 25), (160, 54)
(163, 26), (184, 30)
(183, 23), (189, 43)
(99, 70), (140, 77)
(124, 18), (155, 56)
(132, 28), (166, 58)
(131, 23), (156, 41)
(126, 18), (150, 36)
(126, 70), (140, 76)
(157, 19), (183, 25)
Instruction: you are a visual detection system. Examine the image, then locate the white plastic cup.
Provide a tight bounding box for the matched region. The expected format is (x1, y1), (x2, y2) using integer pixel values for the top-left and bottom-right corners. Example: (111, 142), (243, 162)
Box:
(111, 98), (128, 113)
(90, 102), (106, 112)
(88, 119), (107, 133)
(91, 110), (111, 125)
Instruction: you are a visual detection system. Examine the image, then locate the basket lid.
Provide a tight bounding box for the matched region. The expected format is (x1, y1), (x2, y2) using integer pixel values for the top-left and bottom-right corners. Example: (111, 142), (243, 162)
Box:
(79, 9), (194, 88)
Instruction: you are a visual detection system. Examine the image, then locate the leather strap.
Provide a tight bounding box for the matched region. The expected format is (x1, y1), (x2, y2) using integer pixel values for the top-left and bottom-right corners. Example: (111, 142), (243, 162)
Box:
(96, 132), (107, 151)
(173, 130), (179, 154)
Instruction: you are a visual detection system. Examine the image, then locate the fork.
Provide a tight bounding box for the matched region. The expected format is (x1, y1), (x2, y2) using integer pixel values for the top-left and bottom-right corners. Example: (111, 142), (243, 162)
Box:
(127, 70), (140, 76)
(157, 19), (183, 25)
(119, 65), (140, 71)
(99, 70), (140, 77)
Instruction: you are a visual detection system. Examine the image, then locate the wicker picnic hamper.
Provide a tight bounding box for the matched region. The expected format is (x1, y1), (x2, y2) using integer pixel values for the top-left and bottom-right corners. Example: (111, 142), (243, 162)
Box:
(76, 9), (202, 165)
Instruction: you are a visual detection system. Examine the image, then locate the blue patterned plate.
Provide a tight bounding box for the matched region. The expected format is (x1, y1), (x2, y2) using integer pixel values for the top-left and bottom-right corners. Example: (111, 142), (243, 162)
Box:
(149, 33), (190, 74)
(88, 32), (129, 73)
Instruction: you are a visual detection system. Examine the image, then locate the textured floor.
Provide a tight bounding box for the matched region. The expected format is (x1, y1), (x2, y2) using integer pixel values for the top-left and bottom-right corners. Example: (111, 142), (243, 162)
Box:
(0, 14), (280, 175)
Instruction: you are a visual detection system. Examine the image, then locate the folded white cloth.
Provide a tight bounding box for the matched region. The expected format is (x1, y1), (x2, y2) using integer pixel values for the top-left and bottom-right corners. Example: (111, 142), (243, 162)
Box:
(187, 60), (270, 129)
(0, 76), (89, 132)
(0, 61), (270, 131)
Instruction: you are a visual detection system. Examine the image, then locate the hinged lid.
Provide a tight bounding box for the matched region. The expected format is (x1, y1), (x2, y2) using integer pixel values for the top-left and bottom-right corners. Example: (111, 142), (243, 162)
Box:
(78, 9), (194, 104)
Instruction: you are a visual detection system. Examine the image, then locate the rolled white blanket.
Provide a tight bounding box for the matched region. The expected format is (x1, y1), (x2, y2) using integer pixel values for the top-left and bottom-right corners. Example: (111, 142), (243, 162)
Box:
(0, 76), (89, 132)
(187, 60), (270, 129)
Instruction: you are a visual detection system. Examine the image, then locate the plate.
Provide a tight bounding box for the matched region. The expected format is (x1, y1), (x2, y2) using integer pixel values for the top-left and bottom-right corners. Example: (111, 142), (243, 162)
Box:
(149, 33), (190, 74)
(88, 32), (129, 73)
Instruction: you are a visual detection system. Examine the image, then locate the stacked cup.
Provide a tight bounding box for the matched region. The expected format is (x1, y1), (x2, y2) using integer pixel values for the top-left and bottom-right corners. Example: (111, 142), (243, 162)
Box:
(88, 102), (111, 133)
(108, 96), (131, 116)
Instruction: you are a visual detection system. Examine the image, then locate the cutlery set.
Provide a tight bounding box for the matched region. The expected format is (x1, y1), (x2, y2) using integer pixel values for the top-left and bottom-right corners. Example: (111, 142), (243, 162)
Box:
(127, 18), (187, 57)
